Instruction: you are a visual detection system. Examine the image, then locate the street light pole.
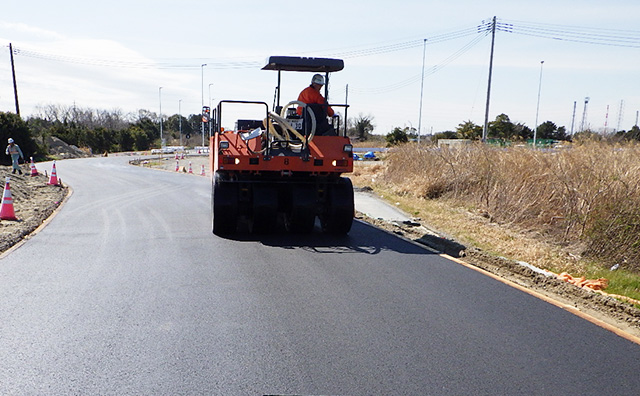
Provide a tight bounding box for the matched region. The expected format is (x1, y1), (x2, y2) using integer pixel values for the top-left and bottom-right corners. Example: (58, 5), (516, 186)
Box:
(533, 60), (544, 148)
(209, 83), (214, 142)
(201, 64), (207, 148)
(159, 86), (163, 147)
(179, 99), (182, 147)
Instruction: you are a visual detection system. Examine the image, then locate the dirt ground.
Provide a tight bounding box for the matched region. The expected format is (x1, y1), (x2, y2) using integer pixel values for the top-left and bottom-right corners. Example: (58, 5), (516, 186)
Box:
(4, 154), (640, 341)
(0, 163), (68, 255)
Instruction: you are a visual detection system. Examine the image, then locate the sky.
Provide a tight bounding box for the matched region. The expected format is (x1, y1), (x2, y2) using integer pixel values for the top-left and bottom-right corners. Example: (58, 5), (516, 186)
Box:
(1, 0), (640, 136)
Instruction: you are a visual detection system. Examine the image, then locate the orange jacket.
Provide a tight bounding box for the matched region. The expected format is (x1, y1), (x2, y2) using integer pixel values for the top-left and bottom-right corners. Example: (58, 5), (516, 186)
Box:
(297, 85), (334, 117)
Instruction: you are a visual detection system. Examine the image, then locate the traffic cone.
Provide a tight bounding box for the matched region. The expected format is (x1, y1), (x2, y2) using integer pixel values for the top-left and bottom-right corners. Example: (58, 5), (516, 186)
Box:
(181, 153), (185, 160)
(29, 157), (39, 176)
(175, 160), (179, 172)
(188, 161), (193, 174)
(0, 177), (17, 221)
(200, 164), (205, 176)
(175, 152), (179, 160)
(47, 161), (59, 185)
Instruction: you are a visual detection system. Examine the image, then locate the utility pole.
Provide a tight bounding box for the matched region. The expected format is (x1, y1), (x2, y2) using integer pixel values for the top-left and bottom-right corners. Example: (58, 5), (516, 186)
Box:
(417, 38), (427, 144)
(482, 17), (496, 142)
(533, 60), (544, 147)
(9, 43), (20, 115)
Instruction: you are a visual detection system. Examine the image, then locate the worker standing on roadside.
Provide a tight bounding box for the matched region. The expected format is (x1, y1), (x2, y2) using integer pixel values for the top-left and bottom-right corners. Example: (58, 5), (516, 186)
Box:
(5, 138), (24, 175)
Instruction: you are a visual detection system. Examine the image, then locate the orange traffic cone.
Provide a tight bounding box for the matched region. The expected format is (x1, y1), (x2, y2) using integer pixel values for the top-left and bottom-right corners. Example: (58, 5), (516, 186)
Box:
(188, 161), (193, 174)
(47, 161), (59, 185)
(30, 157), (39, 176)
(200, 164), (205, 176)
(0, 177), (17, 220)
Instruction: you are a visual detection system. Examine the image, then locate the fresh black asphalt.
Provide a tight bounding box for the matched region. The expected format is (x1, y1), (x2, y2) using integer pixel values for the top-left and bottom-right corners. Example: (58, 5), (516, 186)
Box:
(1, 156), (639, 395)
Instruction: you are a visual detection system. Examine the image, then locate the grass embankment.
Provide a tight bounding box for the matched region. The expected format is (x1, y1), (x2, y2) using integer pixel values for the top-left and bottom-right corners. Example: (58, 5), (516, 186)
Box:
(351, 142), (640, 303)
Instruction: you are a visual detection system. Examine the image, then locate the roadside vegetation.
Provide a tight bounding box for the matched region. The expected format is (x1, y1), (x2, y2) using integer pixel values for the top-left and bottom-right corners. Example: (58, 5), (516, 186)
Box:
(0, 105), (206, 164)
(353, 140), (640, 303)
(347, 112), (640, 305)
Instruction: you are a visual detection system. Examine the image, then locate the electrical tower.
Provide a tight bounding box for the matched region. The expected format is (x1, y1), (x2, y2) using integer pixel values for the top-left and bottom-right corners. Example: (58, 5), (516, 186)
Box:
(580, 97), (590, 132)
(570, 101), (576, 135)
(616, 99), (625, 132)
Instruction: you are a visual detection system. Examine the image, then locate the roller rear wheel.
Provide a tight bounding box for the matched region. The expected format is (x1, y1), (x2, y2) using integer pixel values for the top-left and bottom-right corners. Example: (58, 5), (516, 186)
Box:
(212, 173), (238, 236)
(320, 178), (354, 235)
(250, 185), (278, 234)
(285, 184), (316, 234)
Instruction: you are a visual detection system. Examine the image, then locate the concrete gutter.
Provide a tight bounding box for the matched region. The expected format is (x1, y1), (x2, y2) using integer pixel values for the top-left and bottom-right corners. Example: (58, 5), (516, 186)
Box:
(354, 188), (467, 258)
(354, 188), (412, 223)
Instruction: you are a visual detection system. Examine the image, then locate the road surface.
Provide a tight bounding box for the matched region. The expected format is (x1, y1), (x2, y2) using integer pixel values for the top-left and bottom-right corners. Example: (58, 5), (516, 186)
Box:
(1, 156), (639, 395)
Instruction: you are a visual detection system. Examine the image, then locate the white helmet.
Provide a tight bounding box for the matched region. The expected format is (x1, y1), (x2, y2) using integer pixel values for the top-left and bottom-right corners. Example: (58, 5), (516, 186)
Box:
(8, 138), (14, 143)
(311, 74), (325, 86)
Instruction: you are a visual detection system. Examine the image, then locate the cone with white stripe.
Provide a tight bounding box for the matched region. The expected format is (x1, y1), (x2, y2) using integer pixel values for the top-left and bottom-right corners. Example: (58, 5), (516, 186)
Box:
(47, 161), (60, 185)
(0, 177), (17, 221)
(188, 161), (193, 174)
(175, 160), (179, 172)
(30, 157), (39, 177)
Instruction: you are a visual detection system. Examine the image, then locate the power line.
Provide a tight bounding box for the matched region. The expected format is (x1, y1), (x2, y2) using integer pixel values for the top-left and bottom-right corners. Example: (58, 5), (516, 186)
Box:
(7, 46), (262, 70)
(349, 31), (489, 95)
(499, 18), (640, 48)
(5, 24), (486, 72)
(6, 17), (640, 100)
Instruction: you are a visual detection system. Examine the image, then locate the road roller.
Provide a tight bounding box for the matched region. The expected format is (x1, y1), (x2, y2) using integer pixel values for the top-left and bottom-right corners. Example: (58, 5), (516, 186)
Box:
(210, 56), (354, 235)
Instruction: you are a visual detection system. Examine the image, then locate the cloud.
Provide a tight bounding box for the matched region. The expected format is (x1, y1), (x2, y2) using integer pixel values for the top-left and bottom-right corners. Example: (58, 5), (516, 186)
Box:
(0, 21), (63, 40)
(0, 22), (199, 116)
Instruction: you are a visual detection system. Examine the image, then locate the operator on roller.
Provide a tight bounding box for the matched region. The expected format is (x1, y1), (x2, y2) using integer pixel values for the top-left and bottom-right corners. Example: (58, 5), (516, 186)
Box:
(297, 74), (335, 135)
(5, 138), (24, 175)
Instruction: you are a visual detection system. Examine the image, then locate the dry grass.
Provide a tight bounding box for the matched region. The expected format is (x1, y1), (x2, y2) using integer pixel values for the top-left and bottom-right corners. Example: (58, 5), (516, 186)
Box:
(351, 141), (640, 300)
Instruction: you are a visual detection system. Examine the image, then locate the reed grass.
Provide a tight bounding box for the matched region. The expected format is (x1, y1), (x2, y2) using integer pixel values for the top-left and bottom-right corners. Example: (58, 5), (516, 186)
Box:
(375, 141), (640, 276)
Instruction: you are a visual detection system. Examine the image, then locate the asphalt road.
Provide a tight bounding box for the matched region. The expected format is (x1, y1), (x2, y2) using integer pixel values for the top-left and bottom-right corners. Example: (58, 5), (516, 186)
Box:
(1, 156), (639, 395)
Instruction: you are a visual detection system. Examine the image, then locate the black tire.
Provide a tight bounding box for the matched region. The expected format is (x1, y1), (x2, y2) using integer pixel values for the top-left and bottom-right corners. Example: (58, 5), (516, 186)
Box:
(212, 173), (238, 236)
(250, 185), (278, 234)
(320, 177), (354, 235)
(284, 184), (316, 234)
